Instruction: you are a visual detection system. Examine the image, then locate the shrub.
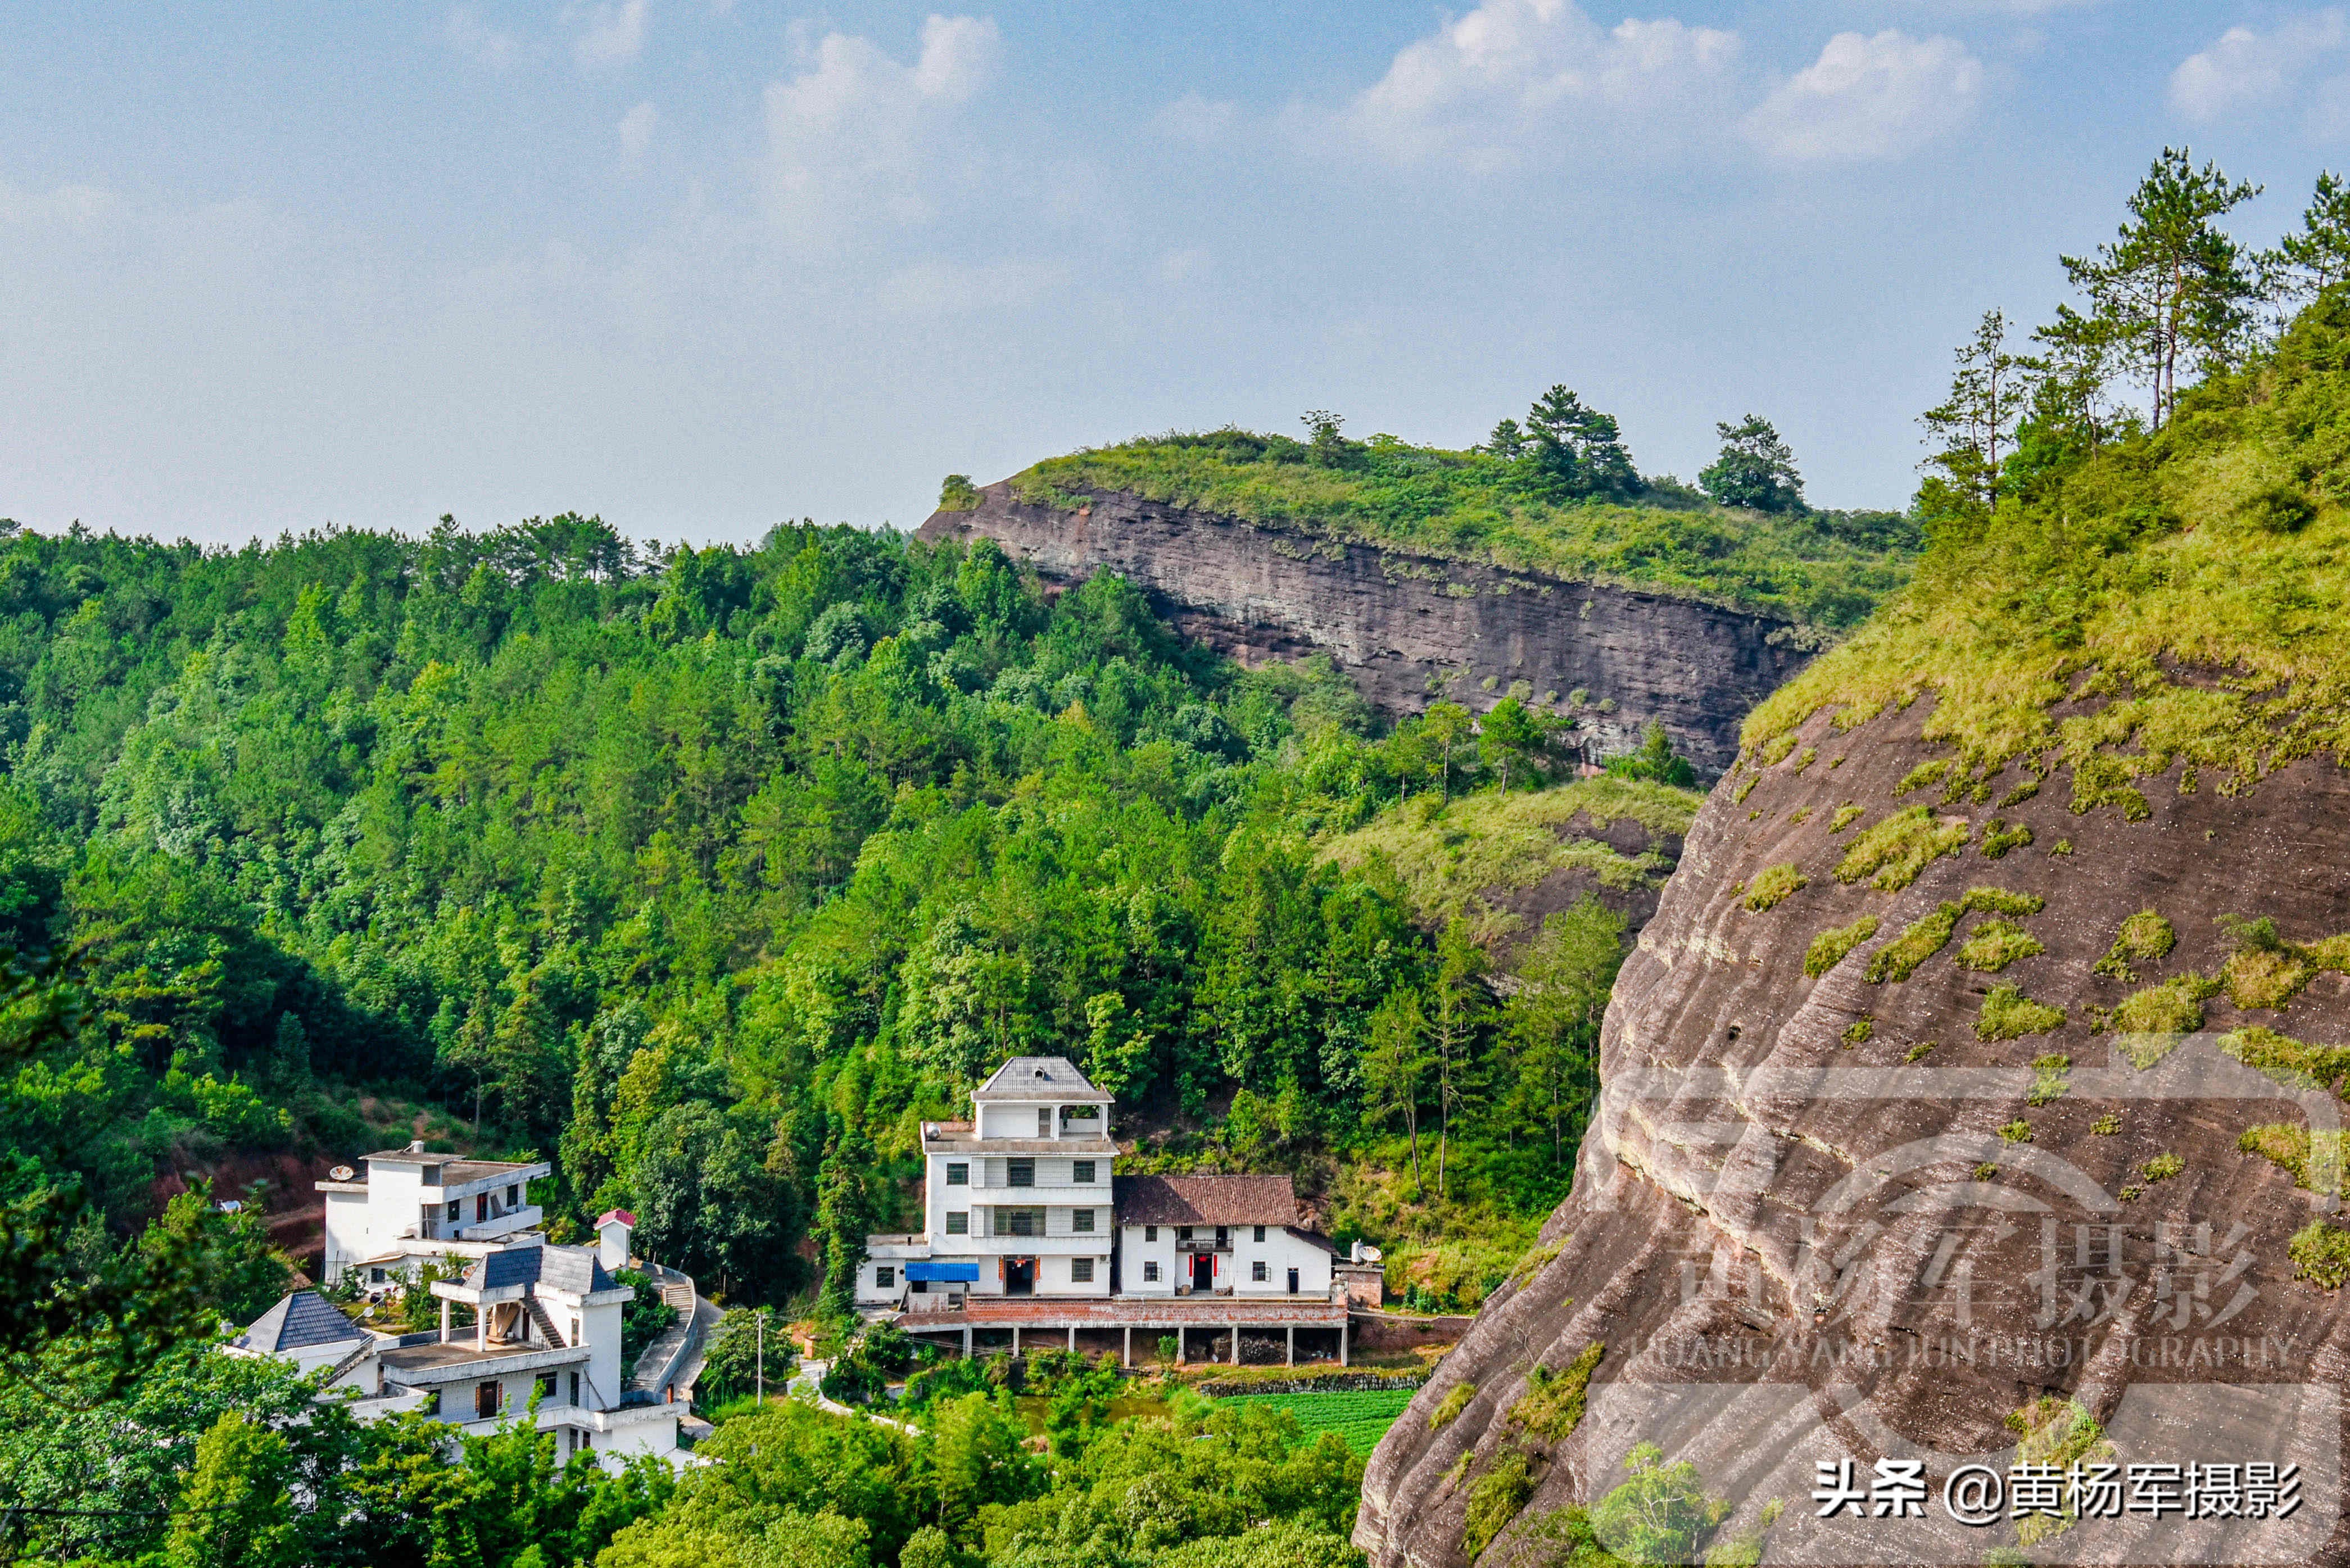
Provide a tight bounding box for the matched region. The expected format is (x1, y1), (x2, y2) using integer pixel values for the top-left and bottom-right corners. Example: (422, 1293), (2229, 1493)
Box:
(1804, 916), (1878, 977)
(1957, 919), (2045, 973)
(1830, 804), (1863, 832)
(2091, 1113), (2121, 1135)
(1463, 1449), (1540, 1560)
(1999, 1119), (2033, 1143)
(1844, 1017), (1874, 1045)
(1743, 864), (1806, 911)
(2224, 1026), (2350, 1094)
(2005, 1398), (2115, 1548)
(1866, 905), (1959, 983)
(1835, 807), (1970, 891)
(1973, 1161), (1999, 1180)
(1905, 1042), (1934, 1062)
(2111, 973), (2220, 1036)
(2094, 910), (2177, 982)
(2224, 945), (2315, 1010)
(1895, 759), (1953, 796)
(1980, 820), (2034, 859)
(1980, 985), (2066, 1041)
(1429, 1380), (1476, 1432)
(1510, 1342), (1604, 1440)
(2027, 1054), (2070, 1107)
(2139, 1153), (2183, 1182)
(2290, 1221), (2350, 1289)
(937, 473), (982, 511)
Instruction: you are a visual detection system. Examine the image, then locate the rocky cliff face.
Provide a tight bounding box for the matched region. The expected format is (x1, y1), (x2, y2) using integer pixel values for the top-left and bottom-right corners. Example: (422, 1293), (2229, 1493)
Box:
(1356, 706), (2350, 1567)
(916, 484), (1811, 774)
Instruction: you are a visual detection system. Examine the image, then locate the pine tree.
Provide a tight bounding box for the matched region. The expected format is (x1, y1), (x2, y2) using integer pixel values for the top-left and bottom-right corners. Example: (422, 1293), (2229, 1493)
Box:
(1697, 415), (1805, 513)
(2262, 171), (2350, 310)
(813, 1127), (873, 1320)
(1918, 310), (2023, 518)
(2062, 147), (2261, 428)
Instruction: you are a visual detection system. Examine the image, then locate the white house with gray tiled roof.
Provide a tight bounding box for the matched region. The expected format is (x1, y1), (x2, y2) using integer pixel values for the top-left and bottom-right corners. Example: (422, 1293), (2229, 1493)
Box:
(229, 1228), (681, 1471)
(858, 1057), (1339, 1317)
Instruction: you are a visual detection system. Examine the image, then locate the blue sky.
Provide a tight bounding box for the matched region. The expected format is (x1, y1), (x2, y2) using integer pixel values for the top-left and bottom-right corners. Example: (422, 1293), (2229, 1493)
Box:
(0, 2), (2338, 544)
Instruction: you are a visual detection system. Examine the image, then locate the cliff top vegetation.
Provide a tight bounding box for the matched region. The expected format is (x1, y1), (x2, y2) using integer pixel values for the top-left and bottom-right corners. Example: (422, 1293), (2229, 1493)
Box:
(995, 406), (1918, 632)
(1745, 151), (2350, 819)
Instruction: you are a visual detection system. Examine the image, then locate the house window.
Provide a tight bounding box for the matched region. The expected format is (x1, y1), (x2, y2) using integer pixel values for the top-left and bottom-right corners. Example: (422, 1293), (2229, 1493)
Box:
(536, 1372), (557, 1403)
(876, 1266), (896, 1289)
(506, 1185), (520, 1208)
(1176, 1226), (1192, 1240)
(994, 1208), (1044, 1238)
(446, 1200), (461, 1222)
(1071, 1258), (1094, 1283)
(476, 1380), (501, 1420)
(1037, 1108), (1052, 1136)
(421, 1389), (442, 1416)
(947, 1162), (969, 1186)
(1074, 1160), (1095, 1183)
(947, 1212), (969, 1235)
(1215, 1226), (1228, 1244)
(1074, 1209), (1095, 1234)
(369, 1267), (387, 1285)
(1143, 1261), (1160, 1283)
(1253, 1226), (1266, 1243)
(1252, 1261), (1269, 1283)
(569, 1372), (581, 1407)
(477, 1195), (490, 1223)
(1143, 1225), (1157, 1242)
(1007, 1158), (1035, 1188)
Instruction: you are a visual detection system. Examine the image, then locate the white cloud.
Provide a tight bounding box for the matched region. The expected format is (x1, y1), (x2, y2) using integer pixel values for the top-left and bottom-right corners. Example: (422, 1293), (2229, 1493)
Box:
(1155, 92), (1238, 148)
(2169, 11), (2349, 121)
(1742, 30), (1981, 163)
(875, 257), (1062, 316)
(1157, 247), (1210, 284)
(618, 101), (659, 166)
(763, 15), (1000, 239)
(445, 7), (519, 69)
(574, 0), (649, 67)
(1334, 0), (1740, 168)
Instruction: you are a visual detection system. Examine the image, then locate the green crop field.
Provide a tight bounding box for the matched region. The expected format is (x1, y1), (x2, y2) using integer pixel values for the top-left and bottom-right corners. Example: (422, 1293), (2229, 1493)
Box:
(1212, 1388), (1416, 1455)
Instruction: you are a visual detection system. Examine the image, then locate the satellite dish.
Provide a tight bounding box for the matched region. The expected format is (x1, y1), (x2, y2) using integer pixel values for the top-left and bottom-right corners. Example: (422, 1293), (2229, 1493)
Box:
(1361, 1245), (1383, 1263)
(329, 1166), (355, 1181)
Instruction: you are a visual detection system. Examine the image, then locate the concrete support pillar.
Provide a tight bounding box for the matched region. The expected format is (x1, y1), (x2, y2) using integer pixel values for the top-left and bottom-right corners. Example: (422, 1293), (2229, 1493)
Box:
(440, 1298), (451, 1345)
(477, 1303), (487, 1351)
(1286, 1325), (1295, 1367)
(1067, 1325), (1076, 1353)
(1011, 1326), (1020, 1358)
(1230, 1324), (1239, 1366)
(1175, 1329), (1185, 1366)
(1122, 1326), (1132, 1367)
(1340, 1319), (1350, 1367)
(962, 1326), (972, 1360)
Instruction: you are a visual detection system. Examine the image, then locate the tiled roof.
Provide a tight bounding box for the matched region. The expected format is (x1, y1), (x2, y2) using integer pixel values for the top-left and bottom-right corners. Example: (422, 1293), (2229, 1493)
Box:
(1113, 1174), (1299, 1226)
(237, 1290), (368, 1353)
(972, 1057), (1109, 1101)
(463, 1242), (615, 1295)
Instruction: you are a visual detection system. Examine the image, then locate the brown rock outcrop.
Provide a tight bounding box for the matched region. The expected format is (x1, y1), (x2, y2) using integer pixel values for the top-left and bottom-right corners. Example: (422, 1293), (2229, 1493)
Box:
(1356, 705), (2350, 1567)
(915, 483), (1812, 775)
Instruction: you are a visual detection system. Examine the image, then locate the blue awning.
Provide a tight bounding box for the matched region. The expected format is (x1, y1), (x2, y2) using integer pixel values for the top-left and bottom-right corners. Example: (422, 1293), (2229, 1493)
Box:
(905, 1262), (980, 1283)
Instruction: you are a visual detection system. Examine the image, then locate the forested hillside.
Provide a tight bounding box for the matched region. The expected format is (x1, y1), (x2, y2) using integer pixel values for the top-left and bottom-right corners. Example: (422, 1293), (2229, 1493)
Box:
(0, 513), (1678, 1318)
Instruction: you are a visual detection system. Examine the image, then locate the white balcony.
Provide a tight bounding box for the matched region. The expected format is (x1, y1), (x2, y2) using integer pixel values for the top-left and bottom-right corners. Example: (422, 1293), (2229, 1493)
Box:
(450, 1206), (542, 1243)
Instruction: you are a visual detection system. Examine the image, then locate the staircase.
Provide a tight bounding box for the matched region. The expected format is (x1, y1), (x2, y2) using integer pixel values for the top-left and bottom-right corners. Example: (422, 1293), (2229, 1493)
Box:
(323, 1340), (376, 1387)
(527, 1297), (569, 1347)
(629, 1262), (706, 1399)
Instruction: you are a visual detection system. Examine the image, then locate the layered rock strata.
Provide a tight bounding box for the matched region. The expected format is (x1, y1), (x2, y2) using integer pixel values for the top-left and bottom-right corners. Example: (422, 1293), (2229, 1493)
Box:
(1356, 704), (2350, 1567)
(916, 484), (1810, 775)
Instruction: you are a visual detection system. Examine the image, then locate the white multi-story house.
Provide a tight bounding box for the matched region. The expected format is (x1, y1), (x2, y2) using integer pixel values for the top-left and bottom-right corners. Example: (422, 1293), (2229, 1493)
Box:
(858, 1058), (1350, 1366)
(229, 1214), (681, 1470)
(318, 1141), (551, 1289)
(863, 1055), (1117, 1302)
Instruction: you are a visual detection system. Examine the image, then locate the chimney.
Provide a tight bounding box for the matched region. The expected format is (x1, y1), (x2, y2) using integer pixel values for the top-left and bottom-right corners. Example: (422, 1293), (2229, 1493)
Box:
(596, 1209), (637, 1271)
(407, 1139), (425, 1153)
